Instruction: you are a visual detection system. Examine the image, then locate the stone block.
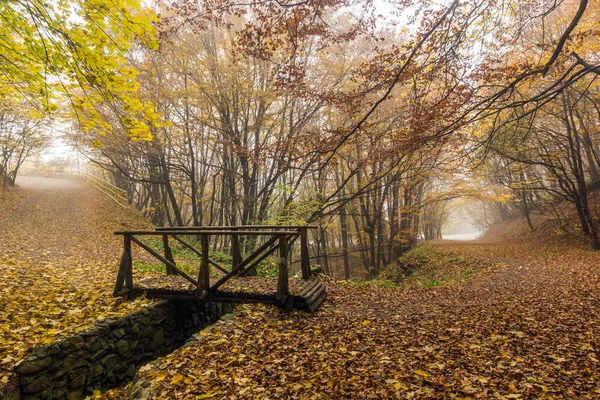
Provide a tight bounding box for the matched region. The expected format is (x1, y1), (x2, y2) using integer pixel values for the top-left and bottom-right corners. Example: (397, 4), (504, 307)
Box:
(150, 328), (163, 350)
(90, 349), (107, 361)
(100, 354), (120, 370)
(22, 375), (50, 394)
(59, 336), (85, 352)
(70, 371), (87, 389)
(112, 328), (126, 339)
(129, 324), (141, 338)
(30, 346), (50, 358)
(16, 356), (53, 375)
(48, 344), (64, 357)
(126, 365), (137, 377)
(54, 387), (67, 398)
(91, 363), (104, 378)
(115, 340), (130, 354)
(85, 336), (107, 353)
(66, 390), (83, 400)
(63, 356), (90, 373)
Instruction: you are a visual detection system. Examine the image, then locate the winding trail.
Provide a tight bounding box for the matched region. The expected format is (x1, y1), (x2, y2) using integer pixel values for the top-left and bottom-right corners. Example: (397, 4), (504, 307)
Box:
(0, 176), (152, 389)
(0, 176), (143, 263)
(127, 238), (600, 399)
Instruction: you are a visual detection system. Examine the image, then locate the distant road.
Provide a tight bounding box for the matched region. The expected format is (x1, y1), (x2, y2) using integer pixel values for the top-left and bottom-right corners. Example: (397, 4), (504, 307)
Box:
(16, 175), (83, 190)
(442, 232), (481, 241)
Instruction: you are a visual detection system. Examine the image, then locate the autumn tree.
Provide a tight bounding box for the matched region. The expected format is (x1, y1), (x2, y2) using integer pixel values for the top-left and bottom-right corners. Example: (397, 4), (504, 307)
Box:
(0, 0), (159, 140)
(0, 98), (49, 186)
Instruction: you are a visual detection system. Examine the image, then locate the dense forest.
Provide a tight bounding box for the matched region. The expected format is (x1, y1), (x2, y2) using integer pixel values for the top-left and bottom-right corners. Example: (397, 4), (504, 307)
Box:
(2, 1), (600, 269)
(87, 0), (600, 275)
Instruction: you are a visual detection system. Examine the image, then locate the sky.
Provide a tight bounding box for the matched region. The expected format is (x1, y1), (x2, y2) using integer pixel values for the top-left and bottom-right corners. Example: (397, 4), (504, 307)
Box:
(41, 136), (75, 162)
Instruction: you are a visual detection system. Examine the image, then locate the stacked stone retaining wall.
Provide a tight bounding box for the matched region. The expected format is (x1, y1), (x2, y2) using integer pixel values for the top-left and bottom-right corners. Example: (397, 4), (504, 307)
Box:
(13, 300), (233, 400)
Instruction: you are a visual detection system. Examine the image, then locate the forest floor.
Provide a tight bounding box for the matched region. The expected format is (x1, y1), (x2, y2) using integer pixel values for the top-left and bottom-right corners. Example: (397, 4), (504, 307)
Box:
(0, 176), (154, 388)
(2, 177), (600, 399)
(115, 238), (600, 399)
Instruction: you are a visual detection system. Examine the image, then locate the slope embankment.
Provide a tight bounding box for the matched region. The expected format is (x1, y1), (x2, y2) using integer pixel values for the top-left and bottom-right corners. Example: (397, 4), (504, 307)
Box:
(0, 176), (154, 395)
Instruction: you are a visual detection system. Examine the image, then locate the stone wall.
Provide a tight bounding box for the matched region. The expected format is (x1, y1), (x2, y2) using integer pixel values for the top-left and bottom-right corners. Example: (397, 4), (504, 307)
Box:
(14, 300), (234, 400)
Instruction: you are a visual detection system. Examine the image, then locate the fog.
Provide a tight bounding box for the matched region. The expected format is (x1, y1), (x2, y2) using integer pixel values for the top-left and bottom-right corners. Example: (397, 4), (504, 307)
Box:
(442, 208), (482, 241)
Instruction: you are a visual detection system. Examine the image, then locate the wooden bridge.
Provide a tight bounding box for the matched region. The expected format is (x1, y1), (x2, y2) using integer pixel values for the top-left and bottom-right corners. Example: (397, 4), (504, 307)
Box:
(113, 226), (327, 312)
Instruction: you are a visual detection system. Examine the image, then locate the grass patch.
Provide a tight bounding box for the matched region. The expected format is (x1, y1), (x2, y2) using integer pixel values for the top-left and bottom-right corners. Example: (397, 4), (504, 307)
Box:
(133, 260), (166, 274)
(136, 236), (287, 278)
(379, 244), (493, 289)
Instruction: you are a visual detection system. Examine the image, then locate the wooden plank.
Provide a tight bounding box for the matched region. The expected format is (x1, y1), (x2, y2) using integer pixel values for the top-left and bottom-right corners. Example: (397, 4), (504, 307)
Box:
(87, 173), (129, 208)
(239, 232), (300, 276)
(156, 225), (318, 231)
(308, 291), (327, 312)
(129, 235), (199, 287)
(238, 242), (279, 276)
(170, 234), (228, 274)
(124, 235), (133, 291)
(139, 290), (196, 301)
(206, 297), (279, 305)
(284, 295), (294, 311)
(231, 234), (241, 274)
(116, 230), (298, 236)
(276, 235), (289, 304)
(113, 235), (131, 295)
(304, 280), (323, 300)
(305, 283), (326, 305)
(299, 279), (319, 297)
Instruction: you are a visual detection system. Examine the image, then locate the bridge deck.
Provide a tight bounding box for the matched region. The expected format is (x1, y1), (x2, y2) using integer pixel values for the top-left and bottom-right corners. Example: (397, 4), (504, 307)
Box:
(128, 276), (327, 312)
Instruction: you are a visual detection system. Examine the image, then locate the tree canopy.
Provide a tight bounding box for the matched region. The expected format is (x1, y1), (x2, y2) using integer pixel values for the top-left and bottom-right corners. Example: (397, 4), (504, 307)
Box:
(0, 0), (159, 139)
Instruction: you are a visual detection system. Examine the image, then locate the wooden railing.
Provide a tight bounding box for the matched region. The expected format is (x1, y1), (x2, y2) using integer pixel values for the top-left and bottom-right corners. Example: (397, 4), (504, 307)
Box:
(113, 226), (318, 307)
(87, 173), (129, 208)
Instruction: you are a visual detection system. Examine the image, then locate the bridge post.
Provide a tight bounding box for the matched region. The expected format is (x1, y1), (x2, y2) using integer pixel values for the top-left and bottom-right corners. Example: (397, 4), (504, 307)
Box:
(300, 228), (310, 279)
(197, 234), (210, 296)
(162, 235), (176, 275)
(276, 235), (289, 306)
(231, 234), (241, 272)
(114, 234), (133, 296)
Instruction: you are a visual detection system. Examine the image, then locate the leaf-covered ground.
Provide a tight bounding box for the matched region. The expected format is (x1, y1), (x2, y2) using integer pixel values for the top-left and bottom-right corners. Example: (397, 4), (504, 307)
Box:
(3, 176), (600, 399)
(0, 177), (155, 388)
(109, 239), (600, 399)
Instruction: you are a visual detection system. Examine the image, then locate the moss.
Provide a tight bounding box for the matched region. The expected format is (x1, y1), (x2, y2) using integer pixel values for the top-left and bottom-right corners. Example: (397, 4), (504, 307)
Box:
(134, 238), (287, 278)
(379, 244), (493, 289)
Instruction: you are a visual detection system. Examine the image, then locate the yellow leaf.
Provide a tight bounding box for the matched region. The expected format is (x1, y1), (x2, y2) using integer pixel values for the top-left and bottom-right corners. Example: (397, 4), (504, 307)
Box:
(362, 320), (371, 326)
(170, 374), (185, 385)
(155, 372), (166, 382)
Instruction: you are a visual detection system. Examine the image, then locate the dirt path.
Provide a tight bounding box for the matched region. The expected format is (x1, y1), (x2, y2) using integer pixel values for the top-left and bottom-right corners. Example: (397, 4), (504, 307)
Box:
(1, 176), (143, 263)
(125, 239), (600, 399)
(0, 176), (152, 386)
